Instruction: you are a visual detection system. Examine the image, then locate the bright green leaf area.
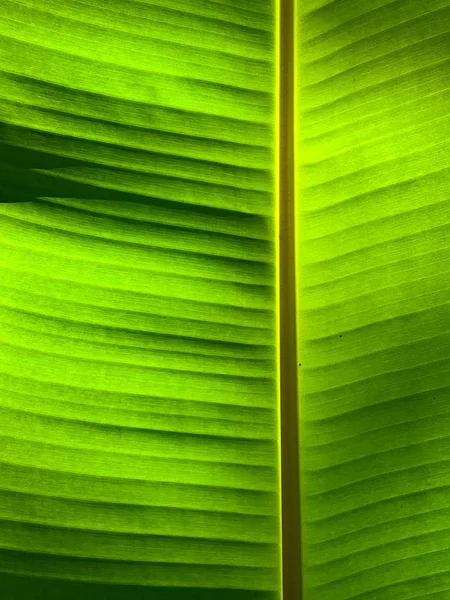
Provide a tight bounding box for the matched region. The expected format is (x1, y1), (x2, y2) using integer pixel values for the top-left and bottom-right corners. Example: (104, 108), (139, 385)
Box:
(0, 1), (280, 599)
(297, 1), (450, 599)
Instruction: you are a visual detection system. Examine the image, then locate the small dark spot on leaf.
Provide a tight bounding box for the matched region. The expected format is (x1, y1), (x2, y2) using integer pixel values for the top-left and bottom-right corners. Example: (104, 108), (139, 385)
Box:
(298, 363), (302, 367)
(339, 335), (342, 338)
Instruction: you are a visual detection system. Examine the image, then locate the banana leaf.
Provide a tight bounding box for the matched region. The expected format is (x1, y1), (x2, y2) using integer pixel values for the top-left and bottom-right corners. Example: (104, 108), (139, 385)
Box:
(0, 1), (280, 598)
(297, 1), (450, 599)
(1, 1), (450, 599)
